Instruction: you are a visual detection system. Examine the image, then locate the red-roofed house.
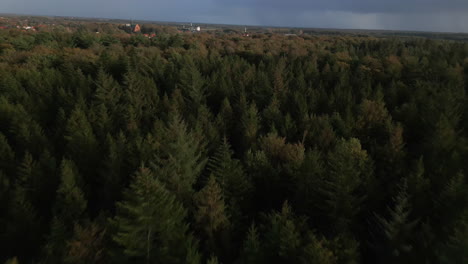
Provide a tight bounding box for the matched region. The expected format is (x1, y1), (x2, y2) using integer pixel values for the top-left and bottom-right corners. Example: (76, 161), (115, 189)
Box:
(131, 24), (141, 33)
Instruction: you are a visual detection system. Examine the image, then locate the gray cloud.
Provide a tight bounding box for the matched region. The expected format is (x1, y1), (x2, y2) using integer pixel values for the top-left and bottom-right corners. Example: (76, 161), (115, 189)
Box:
(217, 0), (468, 14)
(1, 0), (468, 32)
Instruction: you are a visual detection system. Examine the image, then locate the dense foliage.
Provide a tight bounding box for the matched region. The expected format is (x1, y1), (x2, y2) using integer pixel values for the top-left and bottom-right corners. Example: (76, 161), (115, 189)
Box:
(0, 26), (468, 264)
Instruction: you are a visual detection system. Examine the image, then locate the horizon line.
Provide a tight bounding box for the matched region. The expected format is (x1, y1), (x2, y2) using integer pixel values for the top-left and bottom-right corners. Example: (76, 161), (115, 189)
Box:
(1, 12), (468, 35)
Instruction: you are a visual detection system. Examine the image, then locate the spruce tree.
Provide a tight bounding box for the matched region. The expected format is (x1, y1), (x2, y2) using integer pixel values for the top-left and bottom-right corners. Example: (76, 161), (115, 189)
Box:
(0, 132), (14, 176)
(54, 159), (87, 225)
(293, 149), (324, 218)
(215, 98), (234, 136)
(240, 223), (263, 264)
(65, 222), (106, 264)
(261, 202), (336, 264)
(93, 68), (121, 108)
(206, 256), (219, 264)
(178, 58), (205, 110)
(152, 110), (206, 206)
(44, 159), (87, 263)
(207, 138), (252, 225)
(241, 103), (260, 152)
(3, 170), (41, 262)
(194, 175), (229, 257)
(263, 202), (301, 263)
(434, 172), (468, 237)
(437, 211), (468, 264)
(111, 167), (199, 264)
(64, 106), (98, 181)
(98, 133), (127, 211)
(322, 138), (372, 234)
(374, 180), (418, 264)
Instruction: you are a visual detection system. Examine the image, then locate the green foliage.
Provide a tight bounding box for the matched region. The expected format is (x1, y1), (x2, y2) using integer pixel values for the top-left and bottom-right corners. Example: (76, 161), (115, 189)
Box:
(64, 107), (99, 176)
(195, 175), (229, 237)
(4, 257), (18, 264)
(72, 30), (96, 49)
(3, 173), (41, 262)
(322, 138), (373, 233)
(374, 180), (418, 264)
(256, 202), (336, 264)
(240, 101), (260, 151)
(206, 255), (219, 264)
(44, 159), (88, 263)
(0, 26), (467, 264)
(178, 57), (206, 108)
(240, 223), (262, 264)
(207, 138), (252, 224)
(152, 110), (207, 205)
(0, 133), (14, 174)
(65, 222), (106, 264)
(111, 167), (198, 263)
(54, 159), (87, 224)
(194, 175), (229, 257)
(437, 211), (468, 264)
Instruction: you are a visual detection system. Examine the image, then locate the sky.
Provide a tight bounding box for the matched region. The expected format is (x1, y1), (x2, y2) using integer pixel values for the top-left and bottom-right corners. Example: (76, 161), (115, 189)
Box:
(2, 0), (468, 33)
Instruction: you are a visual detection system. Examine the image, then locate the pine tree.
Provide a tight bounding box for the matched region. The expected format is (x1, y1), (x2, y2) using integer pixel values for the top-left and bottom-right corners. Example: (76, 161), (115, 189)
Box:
(437, 211), (468, 264)
(407, 157), (430, 218)
(152, 111), (206, 206)
(240, 223), (263, 264)
(44, 217), (68, 263)
(16, 152), (44, 207)
(111, 167), (199, 264)
(64, 106), (98, 178)
(0, 171), (9, 212)
(263, 202), (301, 263)
(98, 133), (127, 211)
(260, 202), (336, 264)
(293, 149), (324, 218)
(88, 104), (112, 141)
(328, 234), (360, 264)
(193, 104), (220, 154)
(374, 180), (418, 264)
(433, 172), (468, 240)
(54, 159), (87, 225)
(300, 233), (336, 264)
(35, 150), (59, 217)
(65, 222), (106, 264)
(178, 58), (205, 110)
(206, 255), (219, 264)
(93, 68), (120, 108)
(17, 152), (35, 188)
(3, 169), (41, 262)
(241, 103), (260, 152)
(44, 159), (87, 263)
(1, 153), (43, 262)
(122, 71), (159, 127)
(194, 175), (229, 256)
(322, 138), (372, 234)
(215, 98), (233, 136)
(207, 138), (252, 224)
(0, 132), (14, 176)
(262, 94), (283, 132)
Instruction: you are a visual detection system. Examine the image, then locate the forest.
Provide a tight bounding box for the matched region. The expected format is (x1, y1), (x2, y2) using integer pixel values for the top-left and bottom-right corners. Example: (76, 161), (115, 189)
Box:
(0, 24), (467, 264)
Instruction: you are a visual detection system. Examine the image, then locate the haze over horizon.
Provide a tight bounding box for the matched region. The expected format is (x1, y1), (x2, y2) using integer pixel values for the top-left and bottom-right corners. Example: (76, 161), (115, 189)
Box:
(2, 0), (468, 33)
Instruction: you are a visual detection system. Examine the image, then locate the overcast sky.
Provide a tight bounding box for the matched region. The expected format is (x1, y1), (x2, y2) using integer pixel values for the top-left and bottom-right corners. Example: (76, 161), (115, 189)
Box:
(2, 0), (468, 33)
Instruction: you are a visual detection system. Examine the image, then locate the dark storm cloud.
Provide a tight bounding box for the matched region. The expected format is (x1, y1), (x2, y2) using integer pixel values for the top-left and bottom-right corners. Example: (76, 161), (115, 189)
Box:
(1, 0), (468, 32)
(217, 0), (468, 14)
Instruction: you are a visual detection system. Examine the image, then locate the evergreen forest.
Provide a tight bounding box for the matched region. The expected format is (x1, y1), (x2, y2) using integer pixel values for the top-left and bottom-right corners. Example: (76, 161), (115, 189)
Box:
(0, 26), (468, 264)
